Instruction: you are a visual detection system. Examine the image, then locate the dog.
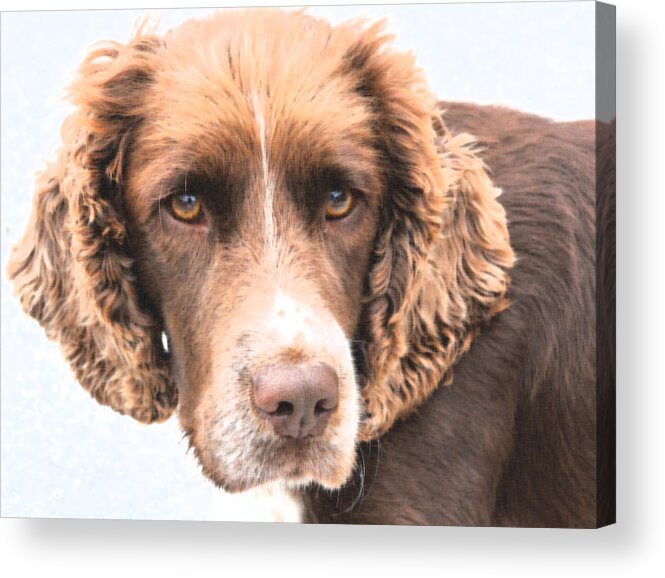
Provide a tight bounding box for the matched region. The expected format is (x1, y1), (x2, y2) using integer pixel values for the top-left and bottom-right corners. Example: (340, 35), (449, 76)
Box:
(7, 8), (614, 527)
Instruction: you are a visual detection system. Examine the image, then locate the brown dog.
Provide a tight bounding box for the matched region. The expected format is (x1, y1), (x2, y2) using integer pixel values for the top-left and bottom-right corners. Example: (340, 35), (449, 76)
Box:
(8, 9), (613, 526)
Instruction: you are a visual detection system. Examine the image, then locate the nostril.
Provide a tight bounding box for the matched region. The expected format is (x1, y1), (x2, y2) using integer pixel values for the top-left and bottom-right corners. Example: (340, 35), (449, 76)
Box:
(273, 401), (294, 416)
(314, 398), (336, 415)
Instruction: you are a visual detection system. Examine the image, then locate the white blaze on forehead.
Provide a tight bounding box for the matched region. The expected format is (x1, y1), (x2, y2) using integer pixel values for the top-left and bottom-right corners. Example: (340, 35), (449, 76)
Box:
(251, 92), (277, 263)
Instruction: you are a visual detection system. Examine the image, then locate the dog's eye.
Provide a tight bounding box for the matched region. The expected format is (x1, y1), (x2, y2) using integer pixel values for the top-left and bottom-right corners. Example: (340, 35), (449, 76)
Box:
(325, 189), (354, 220)
(168, 193), (204, 224)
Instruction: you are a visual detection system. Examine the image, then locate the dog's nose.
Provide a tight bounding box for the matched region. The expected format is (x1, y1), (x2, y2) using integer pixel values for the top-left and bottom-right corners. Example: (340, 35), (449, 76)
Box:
(252, 363), (338, 439)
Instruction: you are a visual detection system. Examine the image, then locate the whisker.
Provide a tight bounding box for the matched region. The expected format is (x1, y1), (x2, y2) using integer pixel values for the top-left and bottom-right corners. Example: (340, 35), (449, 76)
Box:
(339, 445), (366, 514)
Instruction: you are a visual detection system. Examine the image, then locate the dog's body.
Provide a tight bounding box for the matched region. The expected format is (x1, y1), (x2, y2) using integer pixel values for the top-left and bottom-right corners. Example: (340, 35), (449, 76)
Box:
(305, 103), (615, 527)
(7, 10), (613, 527)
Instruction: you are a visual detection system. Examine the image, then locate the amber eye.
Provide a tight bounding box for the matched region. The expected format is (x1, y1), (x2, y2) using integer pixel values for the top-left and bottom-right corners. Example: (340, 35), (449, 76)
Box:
(324, 189), (355, 220)
(168, 193), (204, 223)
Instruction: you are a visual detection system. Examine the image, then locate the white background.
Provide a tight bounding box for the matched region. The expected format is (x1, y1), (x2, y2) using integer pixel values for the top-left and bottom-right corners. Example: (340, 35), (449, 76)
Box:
(1, 0), (663, 577)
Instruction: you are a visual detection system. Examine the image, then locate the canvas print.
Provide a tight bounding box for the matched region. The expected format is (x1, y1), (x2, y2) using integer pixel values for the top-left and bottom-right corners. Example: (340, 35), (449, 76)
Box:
(1, 2), (615, 527)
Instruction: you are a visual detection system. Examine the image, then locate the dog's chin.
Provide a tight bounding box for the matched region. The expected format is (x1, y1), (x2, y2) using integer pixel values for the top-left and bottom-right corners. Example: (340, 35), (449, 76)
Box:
(196, 437), (357, 494)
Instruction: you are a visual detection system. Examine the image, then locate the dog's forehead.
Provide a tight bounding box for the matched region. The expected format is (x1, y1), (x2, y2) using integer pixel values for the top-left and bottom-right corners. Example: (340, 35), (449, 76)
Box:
(141, 10), (375, 157)
(128, 11), (383, 213)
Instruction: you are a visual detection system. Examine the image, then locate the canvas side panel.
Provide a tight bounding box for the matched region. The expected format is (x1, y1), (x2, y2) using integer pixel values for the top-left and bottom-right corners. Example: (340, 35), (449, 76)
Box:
(595, 0), (616, 529)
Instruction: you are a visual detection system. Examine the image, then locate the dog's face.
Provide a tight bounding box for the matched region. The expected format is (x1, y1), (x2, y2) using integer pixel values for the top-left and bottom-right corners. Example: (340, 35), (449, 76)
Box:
(8, 9), (513, 496)
(123, 13), (387, 492)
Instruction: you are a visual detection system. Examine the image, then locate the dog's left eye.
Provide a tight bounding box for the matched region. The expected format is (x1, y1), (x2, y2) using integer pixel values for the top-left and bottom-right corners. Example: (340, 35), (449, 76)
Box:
(325, 189), (355, 220)
(168, 193), (204, 224)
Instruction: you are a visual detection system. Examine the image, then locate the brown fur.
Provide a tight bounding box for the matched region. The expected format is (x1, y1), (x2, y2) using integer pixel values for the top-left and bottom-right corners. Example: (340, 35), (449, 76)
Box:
(305, 105), (615, 527)
(6, 9), (609, 526)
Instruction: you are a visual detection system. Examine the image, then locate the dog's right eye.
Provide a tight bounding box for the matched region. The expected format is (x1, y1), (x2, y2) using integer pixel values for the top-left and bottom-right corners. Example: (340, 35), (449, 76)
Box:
(324, 189), (355, 220)
(167, 193), (204, 224)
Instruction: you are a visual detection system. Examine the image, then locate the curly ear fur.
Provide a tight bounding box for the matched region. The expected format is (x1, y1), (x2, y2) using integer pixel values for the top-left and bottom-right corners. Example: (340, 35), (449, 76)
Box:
(7, 28), (177, 423)
(344, 22), (516, 440)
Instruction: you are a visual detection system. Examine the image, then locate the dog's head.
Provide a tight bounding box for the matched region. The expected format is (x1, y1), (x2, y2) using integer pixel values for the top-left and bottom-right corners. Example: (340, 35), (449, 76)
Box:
(8, 9), (513, 492)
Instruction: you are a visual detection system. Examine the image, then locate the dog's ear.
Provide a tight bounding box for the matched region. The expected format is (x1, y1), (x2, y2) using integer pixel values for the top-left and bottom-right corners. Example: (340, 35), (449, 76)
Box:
(7, 29), (177, 423)
(342, 21), (515, 439)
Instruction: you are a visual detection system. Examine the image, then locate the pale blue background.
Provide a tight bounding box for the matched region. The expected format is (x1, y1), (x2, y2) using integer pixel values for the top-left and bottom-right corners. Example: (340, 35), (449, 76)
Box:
(1, 2), (596, 520)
